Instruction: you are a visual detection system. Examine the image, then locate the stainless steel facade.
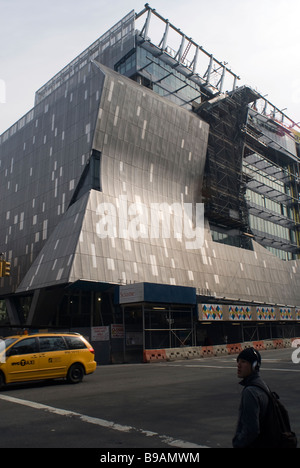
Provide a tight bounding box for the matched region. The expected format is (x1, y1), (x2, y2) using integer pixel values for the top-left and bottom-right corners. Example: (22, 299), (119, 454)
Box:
(0, 6), (299, 339)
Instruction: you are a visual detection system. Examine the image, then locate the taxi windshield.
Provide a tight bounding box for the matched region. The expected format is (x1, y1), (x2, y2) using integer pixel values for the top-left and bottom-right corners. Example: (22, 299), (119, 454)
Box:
(1, 338), (18, 350)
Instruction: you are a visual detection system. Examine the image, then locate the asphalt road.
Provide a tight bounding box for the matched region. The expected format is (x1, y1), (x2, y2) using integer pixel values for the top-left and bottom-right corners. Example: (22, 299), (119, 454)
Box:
(0, 348), (299, 451)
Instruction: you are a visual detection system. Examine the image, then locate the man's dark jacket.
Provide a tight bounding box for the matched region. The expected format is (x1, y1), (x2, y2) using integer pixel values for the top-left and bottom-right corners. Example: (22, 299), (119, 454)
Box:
(232, 372), (269, 448)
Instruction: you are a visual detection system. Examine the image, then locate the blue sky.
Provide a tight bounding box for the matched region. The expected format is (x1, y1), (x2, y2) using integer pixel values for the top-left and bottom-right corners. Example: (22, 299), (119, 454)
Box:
(1, 0), (300, 134)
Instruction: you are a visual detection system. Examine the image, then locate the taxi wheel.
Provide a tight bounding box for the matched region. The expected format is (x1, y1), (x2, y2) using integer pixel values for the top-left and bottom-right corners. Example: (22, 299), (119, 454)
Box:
(67, 363), (84, 384)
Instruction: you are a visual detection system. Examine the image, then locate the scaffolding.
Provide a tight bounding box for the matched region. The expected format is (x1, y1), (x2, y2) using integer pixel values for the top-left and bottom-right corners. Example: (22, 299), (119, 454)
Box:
(134, 5), (300, 258)
(135, 3), (240, 96)
(195, 87), (258, 247)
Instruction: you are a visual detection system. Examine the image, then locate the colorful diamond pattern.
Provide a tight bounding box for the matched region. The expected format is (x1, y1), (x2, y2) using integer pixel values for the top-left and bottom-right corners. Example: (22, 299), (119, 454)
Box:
(256, 307), (276, 320)
(229, 305), (252, 320)
(202, 304), (223, 320)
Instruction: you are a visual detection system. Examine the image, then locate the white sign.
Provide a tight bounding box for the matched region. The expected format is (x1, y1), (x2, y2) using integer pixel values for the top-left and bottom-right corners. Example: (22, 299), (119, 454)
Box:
(111, 324), (124, 339)
(119, 283), (144, 304)
(91, 326), (110, 341)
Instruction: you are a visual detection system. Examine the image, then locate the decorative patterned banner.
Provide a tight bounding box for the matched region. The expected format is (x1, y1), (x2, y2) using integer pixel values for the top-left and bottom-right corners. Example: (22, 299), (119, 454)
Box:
(229, 305), (252, 320)
(256, 307), (276, 321)
(201, 304), (223, 320)
(280, 307), (292, 320)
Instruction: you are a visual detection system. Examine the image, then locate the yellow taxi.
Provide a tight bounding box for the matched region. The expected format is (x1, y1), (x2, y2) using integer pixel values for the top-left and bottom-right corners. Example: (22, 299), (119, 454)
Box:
(0, 332), (97, 388)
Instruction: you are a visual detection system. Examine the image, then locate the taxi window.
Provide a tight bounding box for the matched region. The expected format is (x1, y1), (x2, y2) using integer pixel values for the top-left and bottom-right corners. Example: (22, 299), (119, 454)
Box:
(9, 337), (38, 355)
(2, 338), (18, 349)
(39, 336), (67, 352)
(65, 336), (86, 350)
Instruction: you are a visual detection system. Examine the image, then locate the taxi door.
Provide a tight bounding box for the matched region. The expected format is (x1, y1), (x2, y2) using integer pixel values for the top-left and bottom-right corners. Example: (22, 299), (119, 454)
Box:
(5, 337), (39, 383)
(38, 336), (71, 378)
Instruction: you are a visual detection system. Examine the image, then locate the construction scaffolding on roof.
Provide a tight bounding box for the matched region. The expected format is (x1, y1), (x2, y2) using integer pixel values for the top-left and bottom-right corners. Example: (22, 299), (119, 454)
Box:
(135, 3), (240, 97)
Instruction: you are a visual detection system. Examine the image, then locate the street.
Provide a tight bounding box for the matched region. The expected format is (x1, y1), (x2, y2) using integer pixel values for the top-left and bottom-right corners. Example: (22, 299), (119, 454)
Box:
(0, 348), (299, 450)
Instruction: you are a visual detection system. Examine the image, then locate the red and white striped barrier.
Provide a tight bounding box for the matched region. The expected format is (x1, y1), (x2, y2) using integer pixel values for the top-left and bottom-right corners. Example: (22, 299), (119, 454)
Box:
(143, 338), (300, 363)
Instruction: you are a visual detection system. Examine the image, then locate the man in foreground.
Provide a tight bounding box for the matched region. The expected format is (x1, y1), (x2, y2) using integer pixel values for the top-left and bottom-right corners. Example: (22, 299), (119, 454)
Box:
(232, 347), (269, 448)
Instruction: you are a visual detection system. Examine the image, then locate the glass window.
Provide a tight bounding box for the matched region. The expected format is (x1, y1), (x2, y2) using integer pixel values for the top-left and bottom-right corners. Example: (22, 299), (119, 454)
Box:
(9, 337), (37, 355)
(2, 338), (17, 349)
(65, 336), (86, 350)
(39, 336), (67, 352)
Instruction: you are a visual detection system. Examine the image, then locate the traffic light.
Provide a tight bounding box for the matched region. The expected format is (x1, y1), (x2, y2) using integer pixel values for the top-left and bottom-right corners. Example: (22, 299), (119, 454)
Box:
(4, 261), (11, 276)
(0, 259), (11, 277)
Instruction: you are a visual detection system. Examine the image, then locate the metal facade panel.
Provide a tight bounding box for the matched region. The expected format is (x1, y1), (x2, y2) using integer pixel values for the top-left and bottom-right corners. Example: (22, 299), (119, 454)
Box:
(2, 59), (300, 308)
(0, 62), (106, 294)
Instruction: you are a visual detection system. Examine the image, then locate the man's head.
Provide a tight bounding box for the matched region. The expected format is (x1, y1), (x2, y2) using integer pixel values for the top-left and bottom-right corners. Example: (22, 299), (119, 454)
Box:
(236, 347), (261, 379)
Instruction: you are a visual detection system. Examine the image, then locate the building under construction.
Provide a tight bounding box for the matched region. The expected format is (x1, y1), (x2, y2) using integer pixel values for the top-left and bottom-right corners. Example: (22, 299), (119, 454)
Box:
(0, 5), (299, 362)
